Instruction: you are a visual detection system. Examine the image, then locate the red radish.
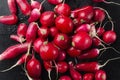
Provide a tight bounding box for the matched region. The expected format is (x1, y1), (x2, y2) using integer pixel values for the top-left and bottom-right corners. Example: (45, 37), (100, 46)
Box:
(70, 8), (81, 18)
(75, 24), (91, 33)
(56, 50), (66, 61)
(44, 61), (53, 80)
(53, 33), (70, 49)
(96, 27), (105, 37)
(72, 18), (83, 27)
(77, 6), (94, 23)
(40, 11), (55, 27)
(39, 43), (59, 61)
(93, 0), (120, 5)
(26, 22), (38, 42)
(28, 8), (41, 23)
(94, 8), (105, 22)
(33, 38), (44, 53)
(75, 57), (120, 72)
(59, 75), (72, 80)
(17, 23), (28, 37)
(92, 37), (101, 47)
(57, 61), (68, 73)
(77, 48), (100, 60)
(0, 14), (18, 25)
(48, 0), (63, 5)
(26, 56), (41, 79)
(69, 61), (82, 80)
(1, 54), (31, 72)
(10, 35), (25, 43)
(72, 31), (92, 50)
(54, 3), (71, 16)
(55, 15), (73, 34)
(0, 42), (29, 61)
(83, 73), (94, 80)
(49, 27), (59, 37)
(95, 70), (106, 80)
(102, 30), (116, 44)
(38, 27), (49, 39)
(16, 0), (31, 15)
(7, 0), (17, 14)
(31, 0), (41, 10)
(67, 47), (81, 57)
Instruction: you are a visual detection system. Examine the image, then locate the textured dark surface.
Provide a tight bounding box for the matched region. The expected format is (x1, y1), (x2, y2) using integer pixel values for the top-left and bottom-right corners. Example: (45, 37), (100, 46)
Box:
(0, 0), (120, 80)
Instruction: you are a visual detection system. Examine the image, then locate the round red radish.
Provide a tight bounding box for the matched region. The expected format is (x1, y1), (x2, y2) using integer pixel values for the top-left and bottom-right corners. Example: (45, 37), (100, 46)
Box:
(92, 37), (101, 47)
(70, 8), (81, 18)
(48, 0), (63, 5)
(39, 43), (59, 61)
(17, 23), (28, 37)
(59, 75), (72, 80)
(26, 57), (41, 79)
(38, 27), (49, 39)
(77, 6), (94, 23)
(49, 27), (59, 37)
(57, 61), (68, 73)
(33, 38), (44, 53)
(55, 15), (73, 34)
(54, 33), (70, 49)
(75, 24), (91, 33)
(94, 8), (105, 22)
(96, 27), (105, 37)
(56, 50), (66, 61)
(83, 73), (94, 80)
(54, 3), (71, 16)
(72, 31), (92, 50)
(95, 70), (106, 80)
(67, 47), (81, 57)
(102, 30), (117, 44)
(28, 8), (41, 23)
(31, 0), (42, 10)
(40, 11), (55, 27)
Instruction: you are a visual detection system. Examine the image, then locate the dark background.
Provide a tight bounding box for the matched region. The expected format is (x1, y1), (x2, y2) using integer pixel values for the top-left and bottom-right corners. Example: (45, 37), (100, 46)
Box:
(0, 0), (120, 80)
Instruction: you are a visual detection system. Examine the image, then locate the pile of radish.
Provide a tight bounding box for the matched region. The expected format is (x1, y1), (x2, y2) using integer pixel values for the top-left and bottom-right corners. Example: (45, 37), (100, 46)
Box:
(0, 0), (120, 80)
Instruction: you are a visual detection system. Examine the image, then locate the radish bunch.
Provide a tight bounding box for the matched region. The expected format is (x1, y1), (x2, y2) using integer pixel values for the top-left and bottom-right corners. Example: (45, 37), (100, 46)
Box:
(0, 0), (120, 80)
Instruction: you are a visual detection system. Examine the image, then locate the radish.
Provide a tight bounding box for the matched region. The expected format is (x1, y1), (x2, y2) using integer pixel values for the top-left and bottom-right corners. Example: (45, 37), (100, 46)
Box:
(67, 47), (81, 57)
(17, 23), (28, 37)
(72, 31), (92, 50)
(75, 24), (91, 33)
(55, 15), (73, 34)
(93, 8), (105, 22)
(33, 38), (44, 53)
(7, 0), (17, 14)
(96, 27), (105, 37)
(102, 30), (116, 44)
(95, 70), (106, 80)
(77, 6), (94, 23)
(83, 73), (94, 80)
(16, 0), (31, 15)
(0, 42), (29, 61)
(56, 50), (66, 61)
(37, 27), (49, 39)
(57, 61), (68, 73)
(93, 0), (120, 5)
(53, 33), (70, 49)
(48, 0), (63, 5)
(28, 8), (41, 23)
(59, 75), (72, 80)
(40, 11), (56, 27)
(26, 22), (38, 42)
(54, 3), (71, 16)
(92, 37), (101, 47)
(31, 0), (41, 10)
(10, 35), (25, 43)
(44, 61), (53, 80)
(26, 56), (41, 79)
(70, 8), (81, 18)
(49, 27), (59, 37)
(1, 54), (31, 72)
(0, 14), (18, 25)
(75, 57), (120, 72)
(39, 42), (59, 61)
(72, 18), (83, 27)
(69, 61), (82, 80)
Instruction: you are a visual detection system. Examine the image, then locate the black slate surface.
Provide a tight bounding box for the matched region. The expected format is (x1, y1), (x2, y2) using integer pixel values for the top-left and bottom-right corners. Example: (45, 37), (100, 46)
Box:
(0, 0), (120, 80)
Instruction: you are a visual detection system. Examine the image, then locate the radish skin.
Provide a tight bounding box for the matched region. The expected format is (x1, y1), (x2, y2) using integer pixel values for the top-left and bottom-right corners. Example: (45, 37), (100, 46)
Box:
(10, 35), (25, 43)
(8, 0), (17, 14)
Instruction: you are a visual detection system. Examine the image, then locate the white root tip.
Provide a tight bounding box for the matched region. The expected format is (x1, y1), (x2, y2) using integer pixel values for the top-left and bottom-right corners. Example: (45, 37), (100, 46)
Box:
(48, 70), (52, 80)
